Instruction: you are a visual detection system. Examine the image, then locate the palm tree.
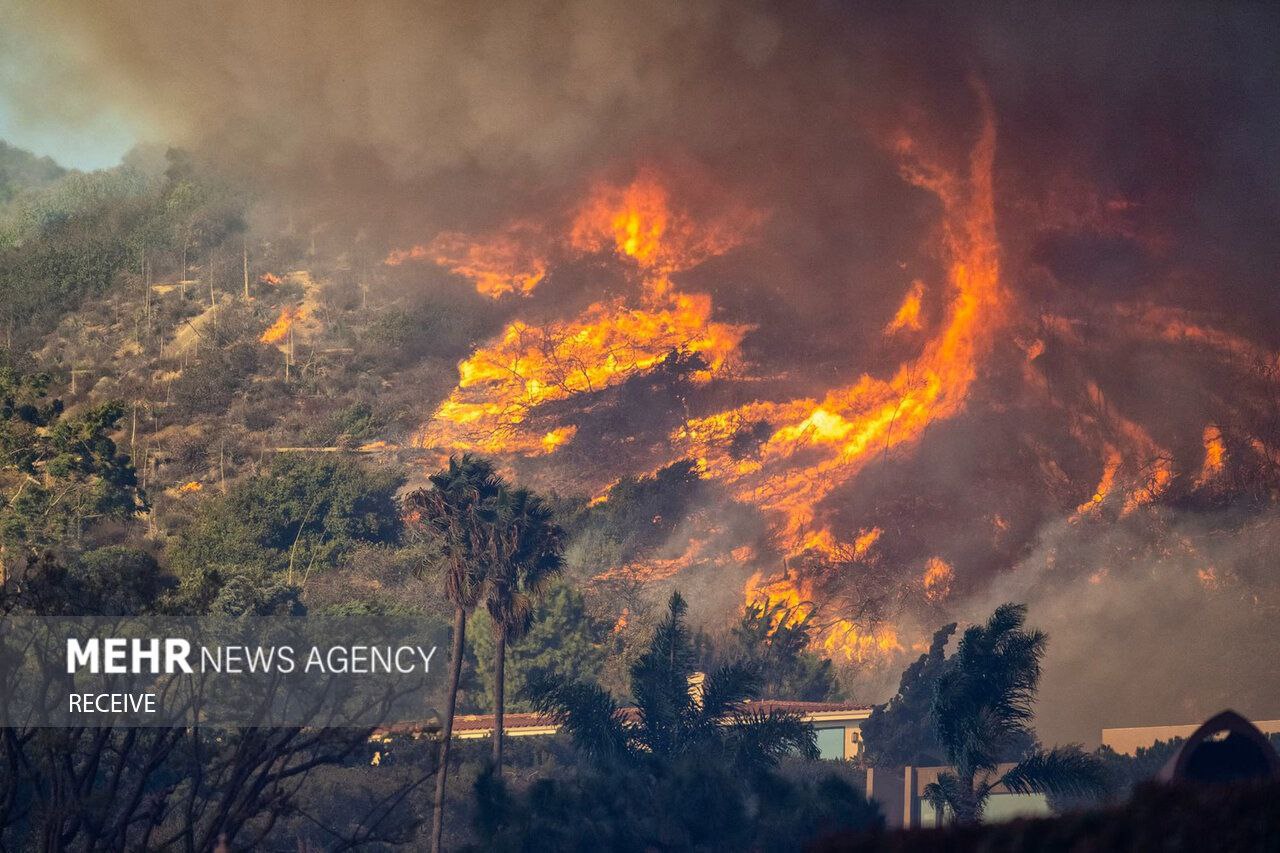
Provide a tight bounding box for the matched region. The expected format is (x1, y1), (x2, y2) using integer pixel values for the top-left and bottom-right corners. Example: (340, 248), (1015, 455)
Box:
(485, 486), (564, 774)
(922, 603), (1107, 824)
(529, 591), (818, 770)
(404, 454), (503, 853)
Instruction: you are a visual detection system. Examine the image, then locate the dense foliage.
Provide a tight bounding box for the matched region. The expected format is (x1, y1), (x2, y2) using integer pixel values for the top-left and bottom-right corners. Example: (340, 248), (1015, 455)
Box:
(171, 453), (404, 591)
(471, 591), (880, 851)
(468, 579), (609, 714)
(0, 359), (146, 563)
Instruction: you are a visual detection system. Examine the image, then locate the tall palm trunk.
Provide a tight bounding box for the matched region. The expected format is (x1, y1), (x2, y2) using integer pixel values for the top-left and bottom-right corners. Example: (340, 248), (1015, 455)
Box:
(431, 606), (467, 853)
(492, 631), (507, 771)
(953, 772), (980, 825)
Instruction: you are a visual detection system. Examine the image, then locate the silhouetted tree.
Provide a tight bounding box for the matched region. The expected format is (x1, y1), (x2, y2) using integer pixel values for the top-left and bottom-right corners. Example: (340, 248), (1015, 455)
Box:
(484, 486), (564, 773)
(922, 604), (1107, 823)
(403, 454), (502, 853)
(860, 621), (956, 766)
(718, 598), (838, 701)
(530, 591), (818, 769)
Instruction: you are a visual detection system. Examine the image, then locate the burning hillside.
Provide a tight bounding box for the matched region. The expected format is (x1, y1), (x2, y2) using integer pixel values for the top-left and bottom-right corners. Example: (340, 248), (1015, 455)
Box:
(379, 73), (1280, 688)
(16, 0), (1280, 739)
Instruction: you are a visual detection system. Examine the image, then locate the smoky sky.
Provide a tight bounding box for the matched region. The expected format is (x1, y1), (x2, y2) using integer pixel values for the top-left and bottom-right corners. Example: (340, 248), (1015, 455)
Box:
(5, 1), (1278, 341)
(6, 0), (1280, 738)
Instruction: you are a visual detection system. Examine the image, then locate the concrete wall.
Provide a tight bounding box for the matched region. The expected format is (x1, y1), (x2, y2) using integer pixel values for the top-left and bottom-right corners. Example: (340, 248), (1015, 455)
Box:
(1102, 719), (1280, 755)
(866, 763), (1052, 828)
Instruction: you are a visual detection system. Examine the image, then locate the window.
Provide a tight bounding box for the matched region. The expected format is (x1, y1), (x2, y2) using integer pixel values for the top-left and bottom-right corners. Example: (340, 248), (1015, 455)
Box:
(815, 726), (845, 760)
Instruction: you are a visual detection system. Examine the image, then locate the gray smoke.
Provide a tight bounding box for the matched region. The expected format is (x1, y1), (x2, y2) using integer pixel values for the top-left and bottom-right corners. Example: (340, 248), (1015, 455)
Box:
(950, 509), (1280, 745)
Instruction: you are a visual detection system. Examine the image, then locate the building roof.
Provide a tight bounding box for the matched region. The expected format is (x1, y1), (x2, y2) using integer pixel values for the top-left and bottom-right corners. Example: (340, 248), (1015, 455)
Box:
(379, 699), (872, 738)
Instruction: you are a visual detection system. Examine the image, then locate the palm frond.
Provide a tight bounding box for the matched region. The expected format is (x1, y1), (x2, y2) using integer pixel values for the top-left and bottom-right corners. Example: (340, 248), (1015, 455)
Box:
(932, 602), (1046, 771)
(697, 663), (761, 722)
(630, 591), (696, 756)
(999, 745), (1110, 799)
(405, 454), (507, 610)
(525, 672), (632, 765)
(724, 709), (818, 767)
(921, 771), (964, 813)
(483, 484), (564, 642)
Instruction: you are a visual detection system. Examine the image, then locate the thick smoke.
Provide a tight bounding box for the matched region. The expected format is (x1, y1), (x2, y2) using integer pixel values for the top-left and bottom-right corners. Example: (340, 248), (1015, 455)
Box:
(952, 508), (1280, 745)
(6, 1), (1280, 737)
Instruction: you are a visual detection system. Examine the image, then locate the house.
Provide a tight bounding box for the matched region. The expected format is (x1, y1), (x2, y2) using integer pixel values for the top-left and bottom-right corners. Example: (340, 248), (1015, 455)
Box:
(381, 699), (873, 761)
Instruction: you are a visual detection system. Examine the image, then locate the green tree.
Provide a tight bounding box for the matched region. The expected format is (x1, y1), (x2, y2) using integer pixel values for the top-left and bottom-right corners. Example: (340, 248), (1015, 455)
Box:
(469, 579), (608, 715)
(0, 362), (145, 567)
(529, 591), (817, 770)
(170, 454), (403, 595)
(483, 486), (564, 773)
(922, 603), (1107, 824)
(403, 454), (502, 853)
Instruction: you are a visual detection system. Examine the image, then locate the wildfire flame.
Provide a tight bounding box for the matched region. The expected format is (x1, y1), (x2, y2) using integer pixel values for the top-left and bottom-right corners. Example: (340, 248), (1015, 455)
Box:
(885, 280), (925, 334)
(1070, 382), (1173, 518)
(568, 171), (757, 298)
(1197, 425), (1226, 485)
(387, 222), (548, 299)
(923, 556), (954, 601)
(260, 304), (306, 344)
(744, 570), (902, 664)
(417, 172), (756, 456)
(679, 90), (1005, 557)
(411, 91), (1008, 666)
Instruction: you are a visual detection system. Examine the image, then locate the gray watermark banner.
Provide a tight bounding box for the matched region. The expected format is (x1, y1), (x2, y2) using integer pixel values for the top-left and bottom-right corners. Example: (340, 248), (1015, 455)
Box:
(0, 611), (444, 728)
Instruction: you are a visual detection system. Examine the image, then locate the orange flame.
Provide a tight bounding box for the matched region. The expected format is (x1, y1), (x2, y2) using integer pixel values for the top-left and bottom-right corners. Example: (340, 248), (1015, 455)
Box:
(1076, 445), (1121, 514)
(1071, 382), (1173, 518)
(388, 223), (548, 299)
(744, 570), (902, 664)
(853, 527), (882, 559)
(922, 556), (954, 601)
(679, 90), (1005, 556)
(260, 304), (306, 344)
(1197, 425), (1226, 485)
(419, 173), (756, 457)
(569, 170), (756, 295)
(885, 280), (925, 334)
(259, 272), (282, 285)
